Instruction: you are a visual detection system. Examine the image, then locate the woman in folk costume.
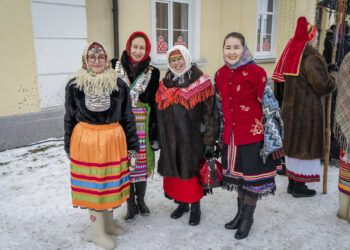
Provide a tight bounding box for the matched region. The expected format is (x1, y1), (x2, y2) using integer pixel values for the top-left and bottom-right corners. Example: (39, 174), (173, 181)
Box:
(215, 32), (284, 239)
(156, 45), (218, 226)
(64, 41), (139, 249)
(111, 31), (160, 222)
(334, 52), (350, 223)
(272, 17), (336, 198)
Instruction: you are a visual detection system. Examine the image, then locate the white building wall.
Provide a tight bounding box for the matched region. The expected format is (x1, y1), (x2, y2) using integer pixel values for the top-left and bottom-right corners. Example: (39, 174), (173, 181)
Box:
(31, 0), (88, 109)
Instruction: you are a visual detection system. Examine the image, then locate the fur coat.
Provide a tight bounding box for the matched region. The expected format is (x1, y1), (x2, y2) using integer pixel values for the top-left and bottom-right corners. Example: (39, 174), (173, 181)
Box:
(156, 65), (219, 180)
(281, 45), (336, 160)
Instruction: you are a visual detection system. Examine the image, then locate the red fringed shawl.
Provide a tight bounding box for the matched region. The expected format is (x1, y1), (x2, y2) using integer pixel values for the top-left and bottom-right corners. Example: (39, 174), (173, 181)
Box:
(272, 17), (309, 83)
(156, 74), (214, 110)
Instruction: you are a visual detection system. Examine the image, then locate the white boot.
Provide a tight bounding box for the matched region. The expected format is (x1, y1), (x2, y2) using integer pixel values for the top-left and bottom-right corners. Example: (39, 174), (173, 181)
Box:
(103, 210), (125, 236)
(88, 210), (116, 249)
(337, 192), (350, 220)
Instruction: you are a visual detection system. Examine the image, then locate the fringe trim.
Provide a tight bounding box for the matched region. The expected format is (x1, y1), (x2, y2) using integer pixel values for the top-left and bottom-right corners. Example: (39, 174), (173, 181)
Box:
(72, 68), (119, 95)
(156, 84), (214, 110)
(221, 182), (276, 200)
(334, 124), (350, 158)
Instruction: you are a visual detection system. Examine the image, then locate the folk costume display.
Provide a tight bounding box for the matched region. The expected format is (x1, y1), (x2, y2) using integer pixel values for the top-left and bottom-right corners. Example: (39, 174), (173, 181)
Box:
(64, 42), (139, 249)
(273, 17), (336, 198)
(215, 32), (283, 240)
(111, 31), (160, 222)
(334, 52), (350, 223)
(156, 45), (218, 226)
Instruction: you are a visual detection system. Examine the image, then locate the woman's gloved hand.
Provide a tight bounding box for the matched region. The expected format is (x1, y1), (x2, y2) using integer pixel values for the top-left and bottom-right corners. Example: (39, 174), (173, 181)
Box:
(204, 145), (215, 160)
(128, 150), (138, 171)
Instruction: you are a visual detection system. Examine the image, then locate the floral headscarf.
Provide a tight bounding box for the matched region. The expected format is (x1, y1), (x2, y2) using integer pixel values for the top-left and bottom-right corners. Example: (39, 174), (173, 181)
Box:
(224, 44), (254, 70)
(126, 31), (151, 67)
(73, 41), (118, 95)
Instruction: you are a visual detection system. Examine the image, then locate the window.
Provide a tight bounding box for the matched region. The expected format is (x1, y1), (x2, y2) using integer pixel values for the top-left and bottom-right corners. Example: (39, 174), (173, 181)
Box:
(151, 0), (201, 66)
(255, 0), (279, 61)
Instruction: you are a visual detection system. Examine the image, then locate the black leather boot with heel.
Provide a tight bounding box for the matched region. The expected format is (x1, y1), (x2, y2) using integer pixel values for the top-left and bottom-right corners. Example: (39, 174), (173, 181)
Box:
(235, 204), (256, 240)
(225, 197), (244, 230)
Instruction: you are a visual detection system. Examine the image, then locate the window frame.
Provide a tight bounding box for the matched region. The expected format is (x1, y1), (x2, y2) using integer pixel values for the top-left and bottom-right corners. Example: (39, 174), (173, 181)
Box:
(151, 0), (201, 67)
(254, 0), (279, 62)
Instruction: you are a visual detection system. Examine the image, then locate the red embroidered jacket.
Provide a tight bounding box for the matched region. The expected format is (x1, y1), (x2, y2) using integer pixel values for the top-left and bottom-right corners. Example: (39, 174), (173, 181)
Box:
(215, 63), (267, 146)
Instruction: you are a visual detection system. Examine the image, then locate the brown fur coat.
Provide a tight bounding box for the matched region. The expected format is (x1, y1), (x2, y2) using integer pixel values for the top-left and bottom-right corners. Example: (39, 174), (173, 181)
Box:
(281, 45), (336, 160)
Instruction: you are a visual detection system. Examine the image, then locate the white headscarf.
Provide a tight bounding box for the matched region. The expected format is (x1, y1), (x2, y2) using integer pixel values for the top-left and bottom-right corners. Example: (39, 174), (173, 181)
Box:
(166, 45), (192, 78)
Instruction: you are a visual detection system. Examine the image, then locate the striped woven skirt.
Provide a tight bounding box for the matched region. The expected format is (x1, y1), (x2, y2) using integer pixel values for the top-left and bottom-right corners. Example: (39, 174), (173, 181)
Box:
(69, 122), (130, 210)
(339, 150), (350, 195)
(221, 132), (277, 199)
(130, 105), (149, 183)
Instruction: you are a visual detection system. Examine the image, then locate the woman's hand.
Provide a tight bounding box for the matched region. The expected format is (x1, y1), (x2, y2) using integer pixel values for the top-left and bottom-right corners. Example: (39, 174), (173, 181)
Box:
(271, 148), (285, 160)
(215, 141), (223, 158)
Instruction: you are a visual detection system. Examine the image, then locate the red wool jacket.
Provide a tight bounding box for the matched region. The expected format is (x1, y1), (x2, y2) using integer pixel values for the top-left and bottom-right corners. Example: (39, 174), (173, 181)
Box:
(215, 63), (267, 146)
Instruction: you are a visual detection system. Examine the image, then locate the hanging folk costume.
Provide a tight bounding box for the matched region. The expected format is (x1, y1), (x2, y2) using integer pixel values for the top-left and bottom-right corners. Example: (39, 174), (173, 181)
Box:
(272, 17), (336, 197)
(156, 45), (218, 226)
(334, 52), (350, 222)
(215, 32), (283, 240)
(64, 42), (139, 249)
(111, 31), (160, 221)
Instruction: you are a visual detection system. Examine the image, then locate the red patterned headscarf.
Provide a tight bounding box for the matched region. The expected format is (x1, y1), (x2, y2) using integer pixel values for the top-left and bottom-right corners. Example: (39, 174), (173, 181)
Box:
(126, 31), (151, 66)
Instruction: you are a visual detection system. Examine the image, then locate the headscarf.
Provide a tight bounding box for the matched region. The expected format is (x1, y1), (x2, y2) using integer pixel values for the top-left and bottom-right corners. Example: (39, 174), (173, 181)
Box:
(223, 44), (254, 70)
(126, 31), (151, 67)
(166, 45), (192, 77)
(272, 17), (314, 83)
(335, 52), (350, 159)
(73, 41), (118, 95)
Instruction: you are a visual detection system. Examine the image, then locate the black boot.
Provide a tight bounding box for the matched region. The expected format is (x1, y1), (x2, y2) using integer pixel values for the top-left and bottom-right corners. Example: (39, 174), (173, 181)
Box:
(225, 197), (244, 229)
(235, 204), (256, 240)
(125, 183), (138, 222)
(292, 181), (316, 198)
(135, 182), (150, 216)
(287, 178), (295, 194)
(171, 202), (189, 219)
(189, 201), (201, 226)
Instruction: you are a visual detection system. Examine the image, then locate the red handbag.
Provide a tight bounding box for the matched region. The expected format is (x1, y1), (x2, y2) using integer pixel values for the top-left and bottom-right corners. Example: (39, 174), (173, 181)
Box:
(198, 158), (222, 189)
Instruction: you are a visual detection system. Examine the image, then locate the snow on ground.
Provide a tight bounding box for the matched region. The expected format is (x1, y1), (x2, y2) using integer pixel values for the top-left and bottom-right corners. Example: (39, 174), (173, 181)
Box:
(0, 139), (349, 250)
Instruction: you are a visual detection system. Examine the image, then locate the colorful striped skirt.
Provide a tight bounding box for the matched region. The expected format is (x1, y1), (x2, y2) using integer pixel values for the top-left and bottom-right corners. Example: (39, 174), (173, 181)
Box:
(69, 122), (130, 211)
(221, 132), (277, 199)
(339, 150), (350, 196)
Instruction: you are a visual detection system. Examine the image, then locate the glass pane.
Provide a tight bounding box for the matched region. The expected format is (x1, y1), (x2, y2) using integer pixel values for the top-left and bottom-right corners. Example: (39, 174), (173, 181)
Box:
(267, 0), (273, 12)
(256, 15), (261, 52)
(262, 34), (271, 52)
(156, 2), (168, 29)
(173, 31), (188, 47)
(173, 2), (188, 30)
(265, 14), (273, 35)
(156, 30), (168, 54)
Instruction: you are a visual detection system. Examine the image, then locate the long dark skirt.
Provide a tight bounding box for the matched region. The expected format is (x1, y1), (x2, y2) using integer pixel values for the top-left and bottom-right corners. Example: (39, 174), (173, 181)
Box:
(221, 141), (278, 199)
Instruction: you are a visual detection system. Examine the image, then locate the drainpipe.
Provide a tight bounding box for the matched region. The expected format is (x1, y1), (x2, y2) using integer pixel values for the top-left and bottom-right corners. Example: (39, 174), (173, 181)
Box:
(113, 0), (119, 58)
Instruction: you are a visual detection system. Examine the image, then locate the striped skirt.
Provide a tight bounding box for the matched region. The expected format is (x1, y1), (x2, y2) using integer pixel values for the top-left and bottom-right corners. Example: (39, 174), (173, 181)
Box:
(69, 122), (130, 210)
(339, 150), (350, 196)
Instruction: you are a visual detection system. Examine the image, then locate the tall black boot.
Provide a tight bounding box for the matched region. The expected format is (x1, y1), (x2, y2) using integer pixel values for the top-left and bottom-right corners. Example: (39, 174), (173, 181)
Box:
(287, 177), (295, 194)
(225, 197), (244, 229)
(189, 201), (201, 226)
(135, 182), (150, 216)
(171, 202), (189, 219)
(125, 183), (138, 222)
(235, 204), (256, 240)
(292, 181), (316, 198)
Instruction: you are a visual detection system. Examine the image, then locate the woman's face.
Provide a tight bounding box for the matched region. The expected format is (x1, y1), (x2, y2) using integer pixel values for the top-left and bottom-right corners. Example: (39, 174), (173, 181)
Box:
(130, 37), (146, 62)
(87, 50), (106, 73)
(169, 55), (186, 74)
(223, 37), (244, 66)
